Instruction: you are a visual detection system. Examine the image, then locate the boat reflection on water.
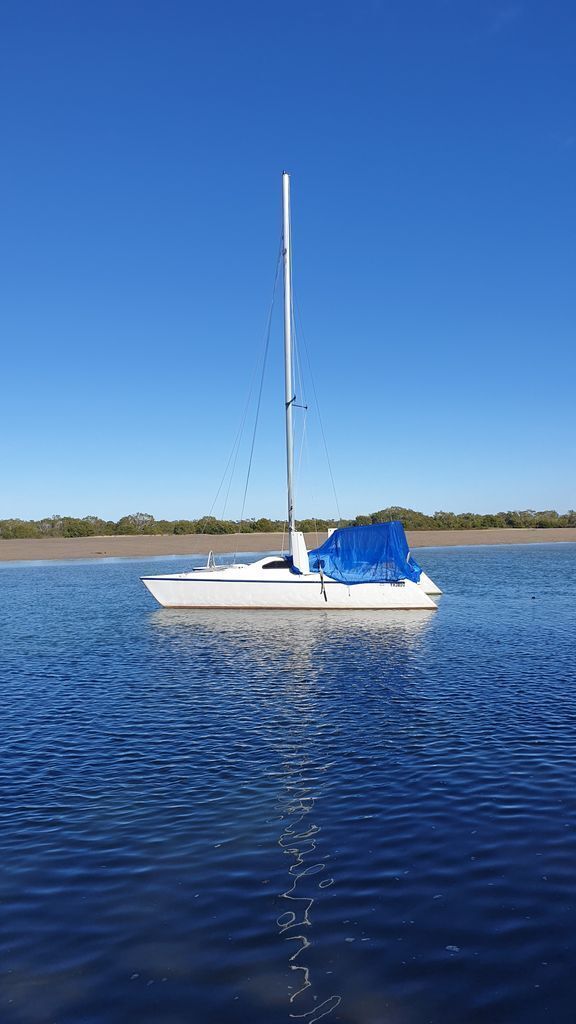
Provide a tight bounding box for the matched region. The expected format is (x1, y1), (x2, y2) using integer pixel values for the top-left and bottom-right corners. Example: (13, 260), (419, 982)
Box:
(149, 608), (434, 696)
(148, 608), (434, 1020)
(150, 607), (434, 652)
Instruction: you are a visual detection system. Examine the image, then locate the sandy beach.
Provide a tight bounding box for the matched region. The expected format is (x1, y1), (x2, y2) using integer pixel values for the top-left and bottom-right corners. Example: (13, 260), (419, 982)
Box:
(0, 528), (575, 562)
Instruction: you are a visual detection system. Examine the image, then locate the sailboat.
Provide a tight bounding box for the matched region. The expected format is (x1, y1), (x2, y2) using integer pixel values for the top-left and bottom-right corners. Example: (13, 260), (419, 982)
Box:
(141, 173), (441, 610)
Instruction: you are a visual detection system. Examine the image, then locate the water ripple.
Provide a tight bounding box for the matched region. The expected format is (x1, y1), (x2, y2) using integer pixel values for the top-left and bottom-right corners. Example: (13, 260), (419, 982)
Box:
(0, 544), (575, 1022)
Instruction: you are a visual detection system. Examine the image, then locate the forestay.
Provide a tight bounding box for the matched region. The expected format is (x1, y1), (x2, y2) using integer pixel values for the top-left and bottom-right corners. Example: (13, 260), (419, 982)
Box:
(309, 521), (422, 585)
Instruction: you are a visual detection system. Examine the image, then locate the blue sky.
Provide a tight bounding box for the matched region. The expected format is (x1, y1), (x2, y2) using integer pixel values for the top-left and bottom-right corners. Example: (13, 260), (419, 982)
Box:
(1, 0), (574, 521)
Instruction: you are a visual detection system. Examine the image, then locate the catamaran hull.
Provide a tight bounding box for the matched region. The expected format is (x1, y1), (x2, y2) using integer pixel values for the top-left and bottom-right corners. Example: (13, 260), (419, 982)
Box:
(141, 574), (437, 610)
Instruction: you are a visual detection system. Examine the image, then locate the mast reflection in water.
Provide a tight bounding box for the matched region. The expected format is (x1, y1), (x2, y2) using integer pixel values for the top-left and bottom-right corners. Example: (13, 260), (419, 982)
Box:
(152, 608), (432, 1021)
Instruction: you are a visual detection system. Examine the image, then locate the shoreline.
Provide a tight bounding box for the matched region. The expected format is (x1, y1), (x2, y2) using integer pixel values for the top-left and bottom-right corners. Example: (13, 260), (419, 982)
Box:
(1, 528), (575, 563)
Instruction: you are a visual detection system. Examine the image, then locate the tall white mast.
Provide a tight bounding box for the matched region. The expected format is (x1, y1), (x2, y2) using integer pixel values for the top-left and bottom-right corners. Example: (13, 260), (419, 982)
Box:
(282, 172), (295, 536)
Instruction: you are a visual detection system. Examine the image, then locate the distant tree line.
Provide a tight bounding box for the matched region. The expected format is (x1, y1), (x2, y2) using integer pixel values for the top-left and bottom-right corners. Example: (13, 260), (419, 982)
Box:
(1, 508), (575, 540)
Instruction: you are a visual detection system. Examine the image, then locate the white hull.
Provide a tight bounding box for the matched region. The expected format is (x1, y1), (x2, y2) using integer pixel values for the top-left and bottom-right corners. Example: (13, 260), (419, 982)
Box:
(141, 557), (438, 610)
(418, 570), (442, 595)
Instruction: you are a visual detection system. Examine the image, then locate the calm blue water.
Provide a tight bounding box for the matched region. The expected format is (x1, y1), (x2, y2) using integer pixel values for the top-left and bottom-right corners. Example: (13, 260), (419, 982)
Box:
(1, 544), (575, 1024)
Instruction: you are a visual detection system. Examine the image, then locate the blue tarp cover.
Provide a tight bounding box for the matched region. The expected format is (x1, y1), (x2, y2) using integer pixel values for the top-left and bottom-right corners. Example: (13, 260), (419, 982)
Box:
(308, 521), (422, 585)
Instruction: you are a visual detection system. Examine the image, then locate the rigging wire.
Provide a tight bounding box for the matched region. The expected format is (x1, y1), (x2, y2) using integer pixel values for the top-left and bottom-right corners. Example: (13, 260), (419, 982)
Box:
(208, 241), (281, 525)
(295, 406), (320, 548)
(208, 348), (263, 520)
(290, 233), (328, 543)
(289, 234), (321, 543)
(211, 407), (249, 521)
(294, 299), (343, 526)
(291, 289), (307, 527)
(292, 320), (320, 545)
(234, 240), (282, 553)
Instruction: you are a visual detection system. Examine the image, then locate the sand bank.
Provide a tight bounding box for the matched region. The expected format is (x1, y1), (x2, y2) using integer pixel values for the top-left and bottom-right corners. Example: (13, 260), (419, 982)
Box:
(0, 528), (575, 563)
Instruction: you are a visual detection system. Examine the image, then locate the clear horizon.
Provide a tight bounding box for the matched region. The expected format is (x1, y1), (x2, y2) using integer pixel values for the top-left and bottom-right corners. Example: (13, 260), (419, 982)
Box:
(1, 1), (574, 521)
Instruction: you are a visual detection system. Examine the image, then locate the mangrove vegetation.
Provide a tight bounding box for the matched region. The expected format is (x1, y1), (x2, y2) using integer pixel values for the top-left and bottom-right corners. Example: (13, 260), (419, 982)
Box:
(1, 508), (575, 540)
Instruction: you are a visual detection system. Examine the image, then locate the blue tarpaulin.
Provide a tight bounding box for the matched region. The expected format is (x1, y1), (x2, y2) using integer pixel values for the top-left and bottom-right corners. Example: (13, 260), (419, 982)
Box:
(308, 521), (422, 585)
